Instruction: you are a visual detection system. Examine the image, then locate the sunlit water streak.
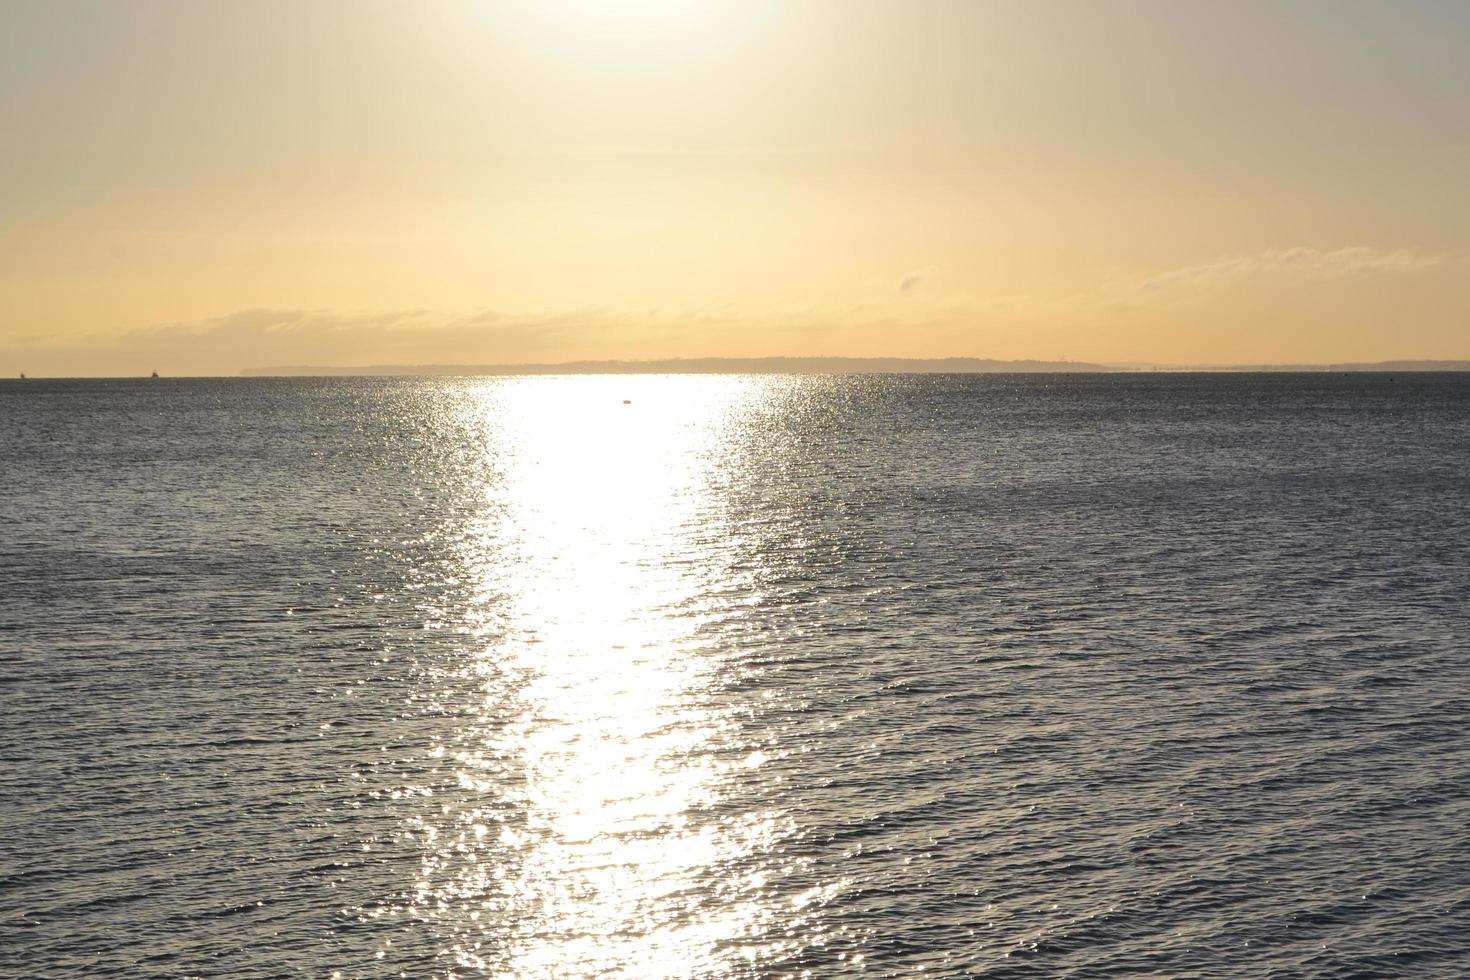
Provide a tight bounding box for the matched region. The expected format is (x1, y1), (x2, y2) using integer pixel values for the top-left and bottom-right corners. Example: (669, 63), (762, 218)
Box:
(4, 373), (1470, 978)
(404, 378), (809, 977)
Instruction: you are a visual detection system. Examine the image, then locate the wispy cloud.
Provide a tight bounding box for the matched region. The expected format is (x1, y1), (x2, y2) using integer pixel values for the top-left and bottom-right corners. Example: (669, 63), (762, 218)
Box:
(36, 299), (996, 374)
(7, 307), (615, 374)
(1141, 246), (1453, 292)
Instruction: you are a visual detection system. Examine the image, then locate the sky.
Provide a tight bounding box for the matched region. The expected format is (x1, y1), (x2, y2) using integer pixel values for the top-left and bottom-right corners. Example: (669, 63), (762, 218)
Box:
(3, 0), (1469, 375)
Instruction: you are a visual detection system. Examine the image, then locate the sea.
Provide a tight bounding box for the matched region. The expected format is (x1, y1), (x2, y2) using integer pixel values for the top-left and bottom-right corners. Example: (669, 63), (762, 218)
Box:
(3, 373), (1469, 978)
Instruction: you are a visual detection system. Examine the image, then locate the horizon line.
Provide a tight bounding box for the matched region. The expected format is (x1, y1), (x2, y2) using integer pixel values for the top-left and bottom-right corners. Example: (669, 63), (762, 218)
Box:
(9, 355), (1470, 380)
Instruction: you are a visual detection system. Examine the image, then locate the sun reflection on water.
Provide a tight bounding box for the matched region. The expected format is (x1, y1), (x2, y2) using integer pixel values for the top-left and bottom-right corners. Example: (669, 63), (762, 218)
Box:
(405, 376), (803, 978)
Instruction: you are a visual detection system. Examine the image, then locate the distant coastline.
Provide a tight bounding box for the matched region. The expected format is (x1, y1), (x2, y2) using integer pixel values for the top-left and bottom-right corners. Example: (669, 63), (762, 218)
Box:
(237, 357), (1470, 377)
(241, 357), (1113, 376)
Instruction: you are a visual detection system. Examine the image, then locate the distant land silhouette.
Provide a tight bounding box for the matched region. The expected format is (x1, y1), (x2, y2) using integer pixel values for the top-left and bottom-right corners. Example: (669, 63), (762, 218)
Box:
(239, 357), (1470, 377)
(1157, 360), (1470, 373)
(244, 357), (1114, 376)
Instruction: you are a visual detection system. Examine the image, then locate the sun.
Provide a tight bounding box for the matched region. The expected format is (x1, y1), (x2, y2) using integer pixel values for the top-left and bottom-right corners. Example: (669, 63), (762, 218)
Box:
(489, 0), (756, 67)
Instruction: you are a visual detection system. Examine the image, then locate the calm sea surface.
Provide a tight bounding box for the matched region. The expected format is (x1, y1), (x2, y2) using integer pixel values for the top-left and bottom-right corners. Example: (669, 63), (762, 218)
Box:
(3, 374), (1470, 978)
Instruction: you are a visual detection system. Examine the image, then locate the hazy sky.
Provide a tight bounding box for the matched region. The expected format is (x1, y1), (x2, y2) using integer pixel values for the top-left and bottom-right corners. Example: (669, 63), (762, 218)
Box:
(4, 0), (1469, 374)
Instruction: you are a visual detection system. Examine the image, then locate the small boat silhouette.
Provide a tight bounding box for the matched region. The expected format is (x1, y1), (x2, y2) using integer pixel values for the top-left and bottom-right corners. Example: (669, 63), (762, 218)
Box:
(151, 370), (159, 378)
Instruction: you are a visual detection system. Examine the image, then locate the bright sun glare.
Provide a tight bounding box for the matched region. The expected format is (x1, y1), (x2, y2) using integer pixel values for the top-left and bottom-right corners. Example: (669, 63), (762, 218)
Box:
(402, 378), (809, 978)
(495, 0), (752, 64)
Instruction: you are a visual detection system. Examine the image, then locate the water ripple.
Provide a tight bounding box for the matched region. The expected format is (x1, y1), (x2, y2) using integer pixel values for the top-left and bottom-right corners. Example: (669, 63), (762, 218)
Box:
(3, 373), (1470, 976)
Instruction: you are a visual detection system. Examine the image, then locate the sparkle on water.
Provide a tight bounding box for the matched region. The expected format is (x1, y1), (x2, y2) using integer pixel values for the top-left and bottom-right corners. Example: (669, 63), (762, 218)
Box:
(406, 378), (804, 977)
(5, 373), (1470, 978)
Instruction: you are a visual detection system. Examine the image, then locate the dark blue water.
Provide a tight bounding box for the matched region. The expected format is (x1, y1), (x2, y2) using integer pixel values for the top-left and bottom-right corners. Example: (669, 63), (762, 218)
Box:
(3, 374), (1469, 978)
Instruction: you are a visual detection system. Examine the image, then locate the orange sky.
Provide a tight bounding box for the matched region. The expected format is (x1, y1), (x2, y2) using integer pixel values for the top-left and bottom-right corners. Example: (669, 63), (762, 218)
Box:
(3, 0), (1469, 375)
